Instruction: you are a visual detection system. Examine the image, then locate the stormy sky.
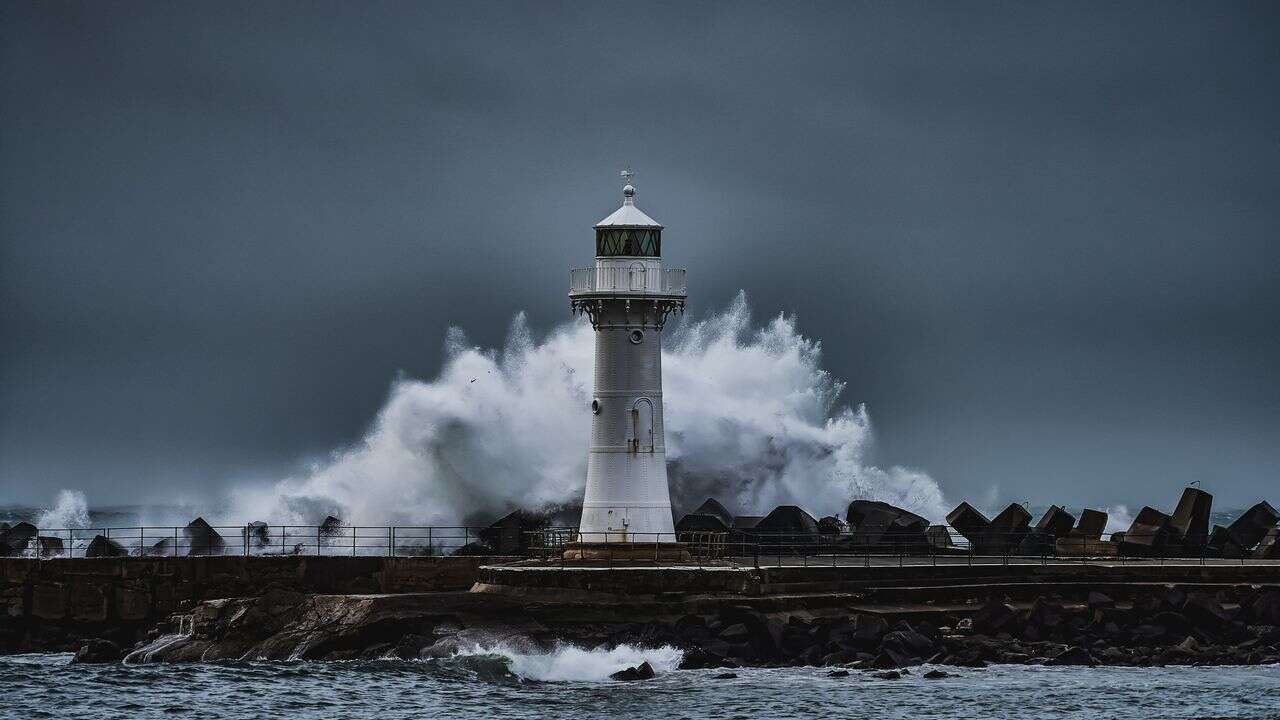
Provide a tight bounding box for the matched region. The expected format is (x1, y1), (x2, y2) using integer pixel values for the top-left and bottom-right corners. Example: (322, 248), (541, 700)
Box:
(1, 1), (1277, 511)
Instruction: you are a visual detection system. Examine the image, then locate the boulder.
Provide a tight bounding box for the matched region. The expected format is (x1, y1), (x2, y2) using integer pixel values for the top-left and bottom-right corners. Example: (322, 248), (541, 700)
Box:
(1045, 646), (1098, 666)
(1226, 501), (1280, 550)
(36, 536), (64, 557)
(754, 505), (820, 547)
(691, 497), (735, 528)
(0, 521), (37, 556)
(676, 513), (730, 533)
(183, 517), (226, 556)
(923, 669), (949, 679)
(244, 521), (271, 549)
(972, 600), (1018, 635)
(85, 535), (127, 557)
(450, 541), (496, 556)
(945, 502), (991, 548)
(817, 515), (847, 536)
(871, 670), (901, 679)
(984, 503), (1032, 552)
(880, 626), (935, 661)
(1122, 507), (1175, 553)
(1254, 527), (1280, 559)
(845, 500), (929, 548)
(1070, 508), (1108, 540)
(1087, 591), (1116, 611)
(1248, 591), (1280, 625)
(319, 515), (344, 537)
(610, 661), (655, 681)
(1182, 594), (1231, 629)
(479, 509), (548, 554)
(827, 669), (850, 677)
(1207, 524), (1246, 558)
(1034, 505), (1076, 538)
(71, 639), (123, 664)
(1169, 487), (1213, 547)
(147, 537), (176, 557)
(926, 525), (953, 548)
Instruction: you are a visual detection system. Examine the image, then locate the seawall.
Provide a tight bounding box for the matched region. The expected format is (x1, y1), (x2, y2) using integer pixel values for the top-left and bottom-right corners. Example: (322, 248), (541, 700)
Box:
(0, 555), (516, 652)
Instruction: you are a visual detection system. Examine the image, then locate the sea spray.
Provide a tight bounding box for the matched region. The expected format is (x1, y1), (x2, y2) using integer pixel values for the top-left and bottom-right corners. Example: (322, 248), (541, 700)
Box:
(35, 490), (91, 530)
(229, 292), (947, 524)
(453, 642), (684, 682)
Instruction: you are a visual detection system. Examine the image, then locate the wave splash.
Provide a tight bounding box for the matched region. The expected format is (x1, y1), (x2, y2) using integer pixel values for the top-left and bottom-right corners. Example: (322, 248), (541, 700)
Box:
(453, 643), (683, 683)
(228, 291), (947, 524)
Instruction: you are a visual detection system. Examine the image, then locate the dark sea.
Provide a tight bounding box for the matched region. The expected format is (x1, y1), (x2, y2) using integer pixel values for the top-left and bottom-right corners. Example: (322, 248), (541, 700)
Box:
(3, 650), (1277, 720)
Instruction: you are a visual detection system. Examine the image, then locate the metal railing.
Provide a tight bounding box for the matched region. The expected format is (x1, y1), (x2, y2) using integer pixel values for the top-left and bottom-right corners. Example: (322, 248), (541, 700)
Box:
(1, 523), (1273, 565)
(569, 267), (686, 294)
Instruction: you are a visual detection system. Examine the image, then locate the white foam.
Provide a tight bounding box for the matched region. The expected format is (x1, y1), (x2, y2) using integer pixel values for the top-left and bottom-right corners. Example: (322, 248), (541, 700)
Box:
(456, 642), (684, 682)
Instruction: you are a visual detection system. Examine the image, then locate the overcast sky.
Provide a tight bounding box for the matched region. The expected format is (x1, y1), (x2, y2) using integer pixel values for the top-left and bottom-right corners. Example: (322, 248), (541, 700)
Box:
(2, 1), (1277, 511)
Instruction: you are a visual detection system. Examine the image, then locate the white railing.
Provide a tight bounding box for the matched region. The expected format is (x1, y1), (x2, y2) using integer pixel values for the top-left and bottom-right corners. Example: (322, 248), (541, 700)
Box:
(570, 267), (686, 294)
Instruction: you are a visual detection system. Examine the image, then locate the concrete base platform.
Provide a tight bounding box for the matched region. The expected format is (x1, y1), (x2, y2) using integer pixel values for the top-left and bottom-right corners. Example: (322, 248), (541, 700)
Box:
(561, 542), (690, 562)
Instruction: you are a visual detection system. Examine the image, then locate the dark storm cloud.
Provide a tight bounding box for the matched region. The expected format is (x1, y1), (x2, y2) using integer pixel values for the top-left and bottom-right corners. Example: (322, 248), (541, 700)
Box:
(1, 1), (1277, 508)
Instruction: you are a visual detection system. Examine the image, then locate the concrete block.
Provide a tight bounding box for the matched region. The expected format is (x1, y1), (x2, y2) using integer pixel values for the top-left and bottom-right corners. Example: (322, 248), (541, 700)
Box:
(945, 502), (990, 546)
(1071, 509), (1108, 540)
(1170, 487), (1213, 545)
(1034, 505), (1076, 538)
(1226, 501), (1280, 549)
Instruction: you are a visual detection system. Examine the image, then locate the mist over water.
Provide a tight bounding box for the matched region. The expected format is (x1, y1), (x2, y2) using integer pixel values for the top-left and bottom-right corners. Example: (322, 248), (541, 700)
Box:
(227, 292), (948, 525)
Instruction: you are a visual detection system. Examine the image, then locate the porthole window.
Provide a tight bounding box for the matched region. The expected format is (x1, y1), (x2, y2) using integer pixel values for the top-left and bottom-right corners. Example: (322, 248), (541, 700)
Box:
(591, 399), (601, 415)
(629, 330), (644, 345)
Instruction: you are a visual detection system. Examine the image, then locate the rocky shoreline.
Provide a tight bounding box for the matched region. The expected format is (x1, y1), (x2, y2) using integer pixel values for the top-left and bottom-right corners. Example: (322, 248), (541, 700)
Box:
(60, 584), (1280, 673)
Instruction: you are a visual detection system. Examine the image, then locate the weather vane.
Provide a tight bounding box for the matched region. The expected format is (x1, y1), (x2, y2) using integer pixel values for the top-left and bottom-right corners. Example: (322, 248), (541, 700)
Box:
(620, 166), (634, 187)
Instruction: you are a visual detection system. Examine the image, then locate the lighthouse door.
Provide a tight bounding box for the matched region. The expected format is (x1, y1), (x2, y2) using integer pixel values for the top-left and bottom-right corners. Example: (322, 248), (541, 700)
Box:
(632, 398), (654, 453)
(629, 262), (647, 291)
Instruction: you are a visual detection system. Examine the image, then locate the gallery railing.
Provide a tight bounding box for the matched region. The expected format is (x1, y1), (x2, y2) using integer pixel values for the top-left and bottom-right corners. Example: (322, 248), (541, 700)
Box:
(1, 524), (1269, 565)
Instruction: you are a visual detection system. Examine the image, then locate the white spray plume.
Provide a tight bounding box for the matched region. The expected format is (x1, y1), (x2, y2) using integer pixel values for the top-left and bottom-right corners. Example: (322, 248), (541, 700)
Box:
(35, 489), (91, 529)
(229, 292), (947, 525)
(1103, 504), (1133, 535)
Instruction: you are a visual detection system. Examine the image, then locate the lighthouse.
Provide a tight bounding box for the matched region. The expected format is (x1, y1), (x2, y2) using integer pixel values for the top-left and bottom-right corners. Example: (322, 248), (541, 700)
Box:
(570, 170), (686, 548)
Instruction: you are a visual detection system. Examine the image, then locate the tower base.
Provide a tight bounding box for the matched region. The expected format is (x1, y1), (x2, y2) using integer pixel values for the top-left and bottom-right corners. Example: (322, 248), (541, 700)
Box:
(562, 542), (691, 563)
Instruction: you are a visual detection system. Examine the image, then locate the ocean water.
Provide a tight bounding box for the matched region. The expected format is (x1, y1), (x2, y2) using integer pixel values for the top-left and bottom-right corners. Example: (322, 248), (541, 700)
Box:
(4, 650), (1277, 720)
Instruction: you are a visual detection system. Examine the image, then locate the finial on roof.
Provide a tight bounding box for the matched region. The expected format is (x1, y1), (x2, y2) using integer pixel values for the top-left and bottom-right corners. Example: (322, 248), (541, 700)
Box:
(621, 166), (635, 200)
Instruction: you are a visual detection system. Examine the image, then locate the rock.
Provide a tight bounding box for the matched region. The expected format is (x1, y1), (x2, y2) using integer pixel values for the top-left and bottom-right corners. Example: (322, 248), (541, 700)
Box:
(85, 535), (128, 557)
(450, 541), (496, 556)
(872, 647), (918, 668)
(1070, 509), (1108, 540)
(1123, 507), (1176, 553)
(147, 537), (176, 557)
(1206, 524), (1245, 557)
(610, 661), (655, 681)
(923, 669), (949, 679)
(1226, 501), (1280, 550)
(479, 509), (550, 554)
(1169, 487), (1213, 547)
(318, 515), (344, 537)
(676, 513), (730, 533)
(754, 505), (820, 539)
(72, 639), (123, 663)
(1254, 527), (1280, 560)
(1248, 591), (1280, 624)
(712, 672), (737, 679)
(817, 515), (847, 536)
(1183, 594), (1231, 629)
(244, 522), (271, 549)
(827, 669), (850, 677)
(689, 498), (735, 528)
(926, 525), (953, 548)
(0, 522), (37, 556)
(985, 504), (1032, 552)
(1087, 591), (1116, 611)
(972, 601), (1018, 635)
(183, 518), (225, 556)
(845, 500), (929, 548)
(1046, 646), (1097, 666)
(871, 670), (901, 679)
(679, 646), (730, 670)
(36, 536), (64, 557)
(719, 623), (750, 642)
(880, 627), (935, 660)
(945, 502), (991, 548)
(1034, 505), (1076, 539)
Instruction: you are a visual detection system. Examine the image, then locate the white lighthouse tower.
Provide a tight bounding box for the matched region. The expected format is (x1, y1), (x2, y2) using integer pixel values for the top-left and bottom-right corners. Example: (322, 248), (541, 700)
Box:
(570, 170), (686, 549)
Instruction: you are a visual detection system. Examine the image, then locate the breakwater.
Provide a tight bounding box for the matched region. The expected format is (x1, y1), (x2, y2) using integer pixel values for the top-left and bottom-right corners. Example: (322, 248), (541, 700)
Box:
(0, 555), (515, 653)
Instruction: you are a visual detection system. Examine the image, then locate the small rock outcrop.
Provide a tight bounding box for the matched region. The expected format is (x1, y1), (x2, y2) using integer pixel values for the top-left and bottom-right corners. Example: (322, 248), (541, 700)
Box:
(610, 661), (656, 681)
(72, 639), (123, 664)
